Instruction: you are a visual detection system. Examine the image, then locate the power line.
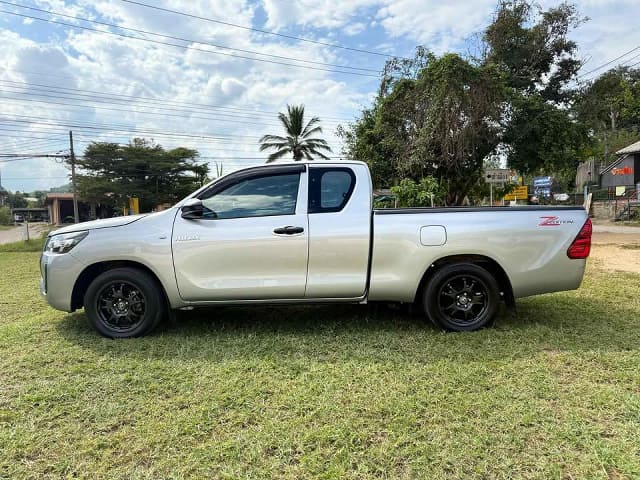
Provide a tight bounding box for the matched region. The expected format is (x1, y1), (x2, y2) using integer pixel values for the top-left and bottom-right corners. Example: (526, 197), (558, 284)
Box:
(0, 115), (263, 140)
(0, 93), (290, 129)
(578, 45), (640, 80)
(0, 79), (347, 125)
(0, 7), (379, 78)
(0, 70), (356, 122)
(0, 116), (343, 149)
(0, 94), (344, 136)
(2, 1), (379, 74)
(119, 0), (399, 59)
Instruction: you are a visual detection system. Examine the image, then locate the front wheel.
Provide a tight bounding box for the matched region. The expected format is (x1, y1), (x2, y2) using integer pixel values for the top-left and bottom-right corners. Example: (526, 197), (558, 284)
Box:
(83, 268), (165, 338)
(423, 263), (500, 332)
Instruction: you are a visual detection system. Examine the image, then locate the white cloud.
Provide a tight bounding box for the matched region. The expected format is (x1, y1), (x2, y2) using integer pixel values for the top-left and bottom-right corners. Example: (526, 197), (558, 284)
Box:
(262, 0), (376, 30)
(375, 0), (494, 51)
(343, 22), (366, 36)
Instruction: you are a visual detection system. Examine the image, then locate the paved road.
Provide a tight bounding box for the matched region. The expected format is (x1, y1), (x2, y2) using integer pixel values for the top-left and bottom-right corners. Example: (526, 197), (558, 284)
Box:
(0, 223), (49, 245)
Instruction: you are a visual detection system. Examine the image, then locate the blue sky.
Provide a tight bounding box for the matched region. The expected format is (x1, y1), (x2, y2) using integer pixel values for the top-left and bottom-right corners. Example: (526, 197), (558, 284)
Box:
(1, 0), (640, 192)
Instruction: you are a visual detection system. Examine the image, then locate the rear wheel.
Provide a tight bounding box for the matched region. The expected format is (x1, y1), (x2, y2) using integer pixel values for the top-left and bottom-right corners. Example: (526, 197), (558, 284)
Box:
(423, 263), (500, 332)
(83, 268), (165, 338)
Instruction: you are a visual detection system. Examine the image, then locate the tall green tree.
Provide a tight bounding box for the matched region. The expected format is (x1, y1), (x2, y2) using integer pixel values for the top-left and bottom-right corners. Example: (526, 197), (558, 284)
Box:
(484, 0), (584, 101)
(259, 104), (332, 162)
(574, 67), (640, 164)
(484, 0), (589, 178)
(341, 52), (507, 204)
(76, 138), (209, 212)
(340, 0), (590, 199)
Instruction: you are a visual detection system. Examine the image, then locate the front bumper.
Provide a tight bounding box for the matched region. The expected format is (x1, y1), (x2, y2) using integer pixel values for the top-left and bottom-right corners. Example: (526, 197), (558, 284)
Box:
(40, 251), (86, 312)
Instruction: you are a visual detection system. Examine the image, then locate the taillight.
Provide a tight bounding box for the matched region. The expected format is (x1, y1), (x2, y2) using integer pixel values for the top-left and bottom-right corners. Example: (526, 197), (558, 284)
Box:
(567, 218), (592, 259)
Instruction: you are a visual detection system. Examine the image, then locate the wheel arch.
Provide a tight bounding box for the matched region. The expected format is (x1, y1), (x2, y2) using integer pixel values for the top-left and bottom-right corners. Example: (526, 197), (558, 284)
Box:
(71, 260), (169, 311)
(413, 254), (515, 309)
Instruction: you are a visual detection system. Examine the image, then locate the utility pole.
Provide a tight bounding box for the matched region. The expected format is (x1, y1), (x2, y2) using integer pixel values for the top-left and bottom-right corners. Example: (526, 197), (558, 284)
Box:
(69, 130), (79, 223)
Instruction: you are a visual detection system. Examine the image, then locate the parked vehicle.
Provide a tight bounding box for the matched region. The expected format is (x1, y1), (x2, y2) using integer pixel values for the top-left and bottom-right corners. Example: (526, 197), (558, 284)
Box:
(40, 162), (592, 338)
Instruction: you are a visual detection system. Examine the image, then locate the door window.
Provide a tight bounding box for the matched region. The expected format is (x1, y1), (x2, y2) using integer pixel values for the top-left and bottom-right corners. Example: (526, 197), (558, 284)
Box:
(200, 172), (300, 219)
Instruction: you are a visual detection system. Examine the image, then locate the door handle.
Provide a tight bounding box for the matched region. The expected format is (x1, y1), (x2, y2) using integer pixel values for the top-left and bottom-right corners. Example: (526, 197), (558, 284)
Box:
(273, 226), (304, 235)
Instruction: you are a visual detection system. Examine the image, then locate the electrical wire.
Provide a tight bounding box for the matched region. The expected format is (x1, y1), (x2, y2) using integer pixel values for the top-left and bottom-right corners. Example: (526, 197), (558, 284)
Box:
(1, 1), (379, 73)
(0, 8), (379, 77)
(0, 79), (347, 126)
(119, 0), (400, 59)
(0, 71), (357, 122)
(578, 45), (640, 80)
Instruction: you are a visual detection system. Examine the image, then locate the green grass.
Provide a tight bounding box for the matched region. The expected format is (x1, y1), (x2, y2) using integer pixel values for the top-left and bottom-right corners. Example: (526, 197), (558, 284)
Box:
(0, 225), (14, 231)
(1, 253), (640, 479)
(0, 237), (46, 252)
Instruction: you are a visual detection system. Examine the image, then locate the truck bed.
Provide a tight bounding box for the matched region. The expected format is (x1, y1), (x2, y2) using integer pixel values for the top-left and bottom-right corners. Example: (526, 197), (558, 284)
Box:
(369, 206), (588, 303)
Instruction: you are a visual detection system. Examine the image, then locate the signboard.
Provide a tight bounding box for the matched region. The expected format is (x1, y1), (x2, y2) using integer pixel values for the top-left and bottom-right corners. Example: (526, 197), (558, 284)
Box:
(485, 169), (511, 184)
(612, 166), (633, 176)
(504, 186), (528, 201)
(533, 176), (552, 187)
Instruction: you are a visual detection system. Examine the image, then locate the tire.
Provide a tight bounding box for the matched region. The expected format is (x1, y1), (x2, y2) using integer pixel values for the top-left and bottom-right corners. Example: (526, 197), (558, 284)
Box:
(83, 267), (165, 338)
(423, 263), (500, 332)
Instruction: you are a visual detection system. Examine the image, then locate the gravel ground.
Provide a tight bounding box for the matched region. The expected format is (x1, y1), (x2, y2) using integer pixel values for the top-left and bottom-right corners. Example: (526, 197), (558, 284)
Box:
(0, 223), (49, 245)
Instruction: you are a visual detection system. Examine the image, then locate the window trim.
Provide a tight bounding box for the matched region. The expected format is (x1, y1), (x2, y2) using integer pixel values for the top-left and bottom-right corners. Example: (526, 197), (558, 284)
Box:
(308, 167), (356, 214)
(196, 164), (305, 220)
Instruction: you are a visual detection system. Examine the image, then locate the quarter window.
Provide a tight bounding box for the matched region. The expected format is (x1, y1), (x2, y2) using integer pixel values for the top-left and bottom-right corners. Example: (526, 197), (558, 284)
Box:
(308, 168), (356, 213)
(200, 172), (300, 219)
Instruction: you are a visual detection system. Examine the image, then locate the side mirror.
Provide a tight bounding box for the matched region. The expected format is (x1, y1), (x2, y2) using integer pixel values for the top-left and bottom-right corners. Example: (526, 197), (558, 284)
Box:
(181, 198), (205, 220)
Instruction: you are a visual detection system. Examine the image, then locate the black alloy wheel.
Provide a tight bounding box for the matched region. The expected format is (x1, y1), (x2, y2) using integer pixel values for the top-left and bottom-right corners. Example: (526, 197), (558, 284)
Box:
(84, 267), (165, 338)
(95, 281), (147, 333)
(423, 263), (500, 332)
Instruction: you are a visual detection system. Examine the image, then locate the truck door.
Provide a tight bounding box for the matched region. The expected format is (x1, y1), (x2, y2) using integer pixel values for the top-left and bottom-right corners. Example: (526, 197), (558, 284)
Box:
(172, 165), (308, 301)
(305, 165), (371, 298)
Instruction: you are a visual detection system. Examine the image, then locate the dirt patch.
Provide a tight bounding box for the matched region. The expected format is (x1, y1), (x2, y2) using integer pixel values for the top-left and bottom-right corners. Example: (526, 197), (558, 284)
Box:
(0, 223), (49, 245)
(590, 231), (640, 274)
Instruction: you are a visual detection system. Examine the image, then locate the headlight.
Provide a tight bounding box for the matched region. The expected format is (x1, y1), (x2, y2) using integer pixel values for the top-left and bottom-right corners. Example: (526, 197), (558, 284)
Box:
(44, 231), (89, 254)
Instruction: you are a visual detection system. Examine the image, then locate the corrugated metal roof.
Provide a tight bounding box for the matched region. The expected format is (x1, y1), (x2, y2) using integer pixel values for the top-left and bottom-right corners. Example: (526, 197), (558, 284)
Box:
(616, 140), (640, 155)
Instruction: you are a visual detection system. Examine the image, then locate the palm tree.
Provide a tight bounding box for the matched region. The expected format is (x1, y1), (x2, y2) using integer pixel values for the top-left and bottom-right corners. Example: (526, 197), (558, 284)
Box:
(259, 104), (332, 163)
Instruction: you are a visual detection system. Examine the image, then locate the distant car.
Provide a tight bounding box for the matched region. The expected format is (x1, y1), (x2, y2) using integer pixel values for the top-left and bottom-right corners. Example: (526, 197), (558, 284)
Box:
(553, 193), (570, 202)
(13, 214), (23, 222)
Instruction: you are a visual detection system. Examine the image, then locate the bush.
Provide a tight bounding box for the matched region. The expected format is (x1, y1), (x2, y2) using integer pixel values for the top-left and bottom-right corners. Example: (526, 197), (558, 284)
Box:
(390, 177), (445, 207)
(0, 206), (11, 225)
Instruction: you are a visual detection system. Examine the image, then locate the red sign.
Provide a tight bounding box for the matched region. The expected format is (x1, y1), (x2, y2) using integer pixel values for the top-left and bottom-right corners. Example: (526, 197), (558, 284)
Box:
(612, 166), (633, 176)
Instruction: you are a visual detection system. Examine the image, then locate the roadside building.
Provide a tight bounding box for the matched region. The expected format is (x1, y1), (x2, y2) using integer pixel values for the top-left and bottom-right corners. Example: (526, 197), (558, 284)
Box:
(46, 193), (114, 225)
(46, 193), (77, 225)
(10, 207), (49, 223)
(600, 141), (640, 194)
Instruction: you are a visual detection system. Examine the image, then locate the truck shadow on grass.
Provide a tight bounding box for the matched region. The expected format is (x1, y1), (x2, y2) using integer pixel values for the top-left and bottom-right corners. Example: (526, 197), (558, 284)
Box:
(57, 290), (640, 363)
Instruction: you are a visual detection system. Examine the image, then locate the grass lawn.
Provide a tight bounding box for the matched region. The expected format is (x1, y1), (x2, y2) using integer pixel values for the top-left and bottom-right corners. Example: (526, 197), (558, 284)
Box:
(0, 237), (47, 252)
(1, 253), (640, 479)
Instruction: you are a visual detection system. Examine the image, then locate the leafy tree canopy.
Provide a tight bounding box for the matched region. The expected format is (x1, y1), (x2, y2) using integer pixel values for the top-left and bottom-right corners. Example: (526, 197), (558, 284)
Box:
(76, 138), (209, 212)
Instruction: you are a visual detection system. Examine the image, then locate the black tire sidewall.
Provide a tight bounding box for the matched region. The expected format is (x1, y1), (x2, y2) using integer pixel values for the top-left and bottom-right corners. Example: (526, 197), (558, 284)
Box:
(84, 268), (164, 338)
(423, 263), (499, 332)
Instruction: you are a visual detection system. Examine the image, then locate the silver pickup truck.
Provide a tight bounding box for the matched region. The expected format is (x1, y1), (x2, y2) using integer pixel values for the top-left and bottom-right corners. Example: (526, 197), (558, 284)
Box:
(40, 161), (591, 338)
